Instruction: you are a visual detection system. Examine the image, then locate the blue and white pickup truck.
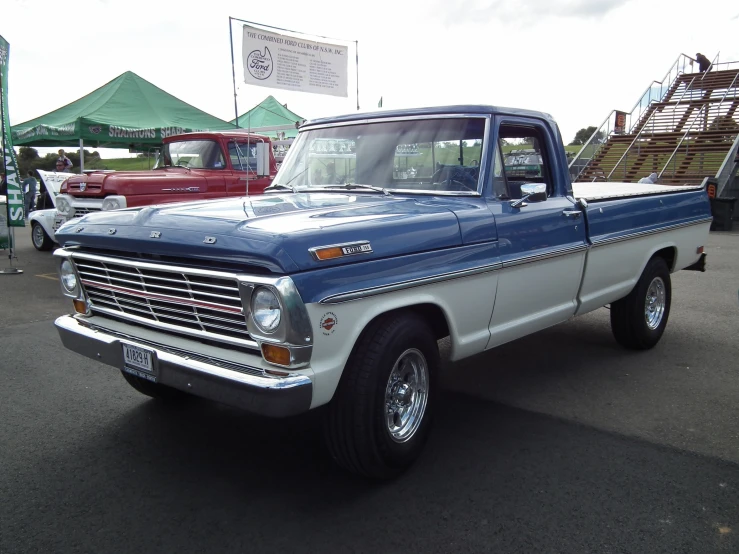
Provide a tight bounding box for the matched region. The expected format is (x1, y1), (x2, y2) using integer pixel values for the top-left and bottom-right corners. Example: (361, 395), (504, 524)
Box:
(53, 106), (712, 479)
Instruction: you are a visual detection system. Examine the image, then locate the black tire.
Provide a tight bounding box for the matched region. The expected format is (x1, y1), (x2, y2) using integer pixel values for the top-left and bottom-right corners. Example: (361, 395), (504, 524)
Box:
(324, 312), (439, 480)
(120, 370), (188, 402)
(610, 257), (672, 350)
(31, 222), (53, 251)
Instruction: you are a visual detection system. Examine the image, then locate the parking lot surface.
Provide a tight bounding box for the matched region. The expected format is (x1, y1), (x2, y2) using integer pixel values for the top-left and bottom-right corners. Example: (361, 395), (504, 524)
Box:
(1, 228), (738, 553)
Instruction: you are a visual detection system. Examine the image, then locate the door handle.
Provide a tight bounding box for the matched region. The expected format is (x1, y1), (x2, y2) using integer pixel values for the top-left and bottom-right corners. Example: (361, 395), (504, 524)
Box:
(562, 209), (582, 219)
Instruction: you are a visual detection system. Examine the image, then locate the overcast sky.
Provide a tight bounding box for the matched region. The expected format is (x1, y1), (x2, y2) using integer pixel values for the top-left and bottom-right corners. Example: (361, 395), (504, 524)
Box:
(3, 0), (738, 157)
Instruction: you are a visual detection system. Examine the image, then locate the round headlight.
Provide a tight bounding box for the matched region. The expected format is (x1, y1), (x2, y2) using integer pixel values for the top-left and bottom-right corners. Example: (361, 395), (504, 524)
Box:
(251, 287), (281, 333)
(56, 197), (72, 215)
(60, 259), (78, 293)
(102, 197), (121, 211)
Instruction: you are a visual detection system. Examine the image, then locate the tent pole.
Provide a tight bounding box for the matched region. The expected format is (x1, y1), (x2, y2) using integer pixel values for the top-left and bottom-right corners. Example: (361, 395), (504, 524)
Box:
(229, 17), (240, 128)
(79, 138), (84, 172)
(355, 40), (359, 111)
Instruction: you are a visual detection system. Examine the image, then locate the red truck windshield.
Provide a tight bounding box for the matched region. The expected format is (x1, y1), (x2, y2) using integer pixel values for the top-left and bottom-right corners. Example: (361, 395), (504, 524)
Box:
(154, 140), (226, 169)
(154, 139), (260, 171)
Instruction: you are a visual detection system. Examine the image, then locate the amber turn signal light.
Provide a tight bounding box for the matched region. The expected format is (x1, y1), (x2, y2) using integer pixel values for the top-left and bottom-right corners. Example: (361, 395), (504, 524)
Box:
(261, 343), (291, 366)
(313, 247), (344, 261)
(73, 299), (88, 314)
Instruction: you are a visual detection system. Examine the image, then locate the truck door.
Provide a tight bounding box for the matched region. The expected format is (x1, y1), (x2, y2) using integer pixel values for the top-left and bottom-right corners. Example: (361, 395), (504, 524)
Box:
(486, 117), (588, 349)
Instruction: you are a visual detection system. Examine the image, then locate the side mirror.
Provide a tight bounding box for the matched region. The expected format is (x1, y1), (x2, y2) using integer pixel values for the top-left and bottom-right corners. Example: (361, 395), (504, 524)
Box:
(255, 142), (270, 177)
(511, 183), (547, 208)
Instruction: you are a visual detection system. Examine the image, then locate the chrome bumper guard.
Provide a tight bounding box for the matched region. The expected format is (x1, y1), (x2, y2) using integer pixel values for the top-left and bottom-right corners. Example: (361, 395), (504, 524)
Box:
(55, 315), (313, 417)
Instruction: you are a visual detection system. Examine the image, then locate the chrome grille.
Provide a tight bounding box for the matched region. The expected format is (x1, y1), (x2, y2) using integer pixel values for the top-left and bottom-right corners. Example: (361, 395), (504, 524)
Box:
(74, 256), (252, 345)
(73, 207), (101, 216)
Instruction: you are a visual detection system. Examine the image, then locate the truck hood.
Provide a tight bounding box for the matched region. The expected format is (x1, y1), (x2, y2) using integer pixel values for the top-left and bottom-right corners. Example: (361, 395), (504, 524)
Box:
(55, 193), (466, 273)
(64, 168), (207, 196)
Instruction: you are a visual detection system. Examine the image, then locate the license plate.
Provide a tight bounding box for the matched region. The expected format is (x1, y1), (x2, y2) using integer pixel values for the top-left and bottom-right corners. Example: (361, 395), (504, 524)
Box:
(53, 215), (68, 231)
(122, 343), (157, 382)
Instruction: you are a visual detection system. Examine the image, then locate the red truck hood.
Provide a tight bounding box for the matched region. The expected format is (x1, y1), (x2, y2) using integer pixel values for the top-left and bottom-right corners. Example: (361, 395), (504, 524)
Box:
(63, 168), (208, 197)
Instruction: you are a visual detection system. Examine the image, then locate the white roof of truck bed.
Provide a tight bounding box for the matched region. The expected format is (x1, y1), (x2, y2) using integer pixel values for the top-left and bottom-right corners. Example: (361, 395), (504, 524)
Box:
(572, 182), (704, 201)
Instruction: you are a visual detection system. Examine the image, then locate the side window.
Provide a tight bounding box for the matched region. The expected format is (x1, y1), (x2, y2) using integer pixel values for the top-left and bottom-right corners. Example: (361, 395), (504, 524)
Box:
(492, 141), (509, 198)
(498, 124), (553, 199)
(228, 142), (257, 171)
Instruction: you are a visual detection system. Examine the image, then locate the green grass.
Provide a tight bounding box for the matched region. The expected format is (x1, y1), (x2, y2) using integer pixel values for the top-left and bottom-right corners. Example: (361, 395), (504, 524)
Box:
(85, 157), (157, 171)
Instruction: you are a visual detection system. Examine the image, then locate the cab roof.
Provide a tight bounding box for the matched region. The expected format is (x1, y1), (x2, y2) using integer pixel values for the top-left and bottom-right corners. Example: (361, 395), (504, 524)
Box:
(163, 130), (271, 142)
(301, 105), (557, 128)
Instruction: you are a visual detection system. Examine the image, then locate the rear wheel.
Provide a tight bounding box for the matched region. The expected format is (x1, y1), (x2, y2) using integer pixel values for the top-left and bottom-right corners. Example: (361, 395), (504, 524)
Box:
(610, 257), (672, 350)
(31, 222), (53, 251)
(324, 312), (439, 480)
(120, 370), (188, 402)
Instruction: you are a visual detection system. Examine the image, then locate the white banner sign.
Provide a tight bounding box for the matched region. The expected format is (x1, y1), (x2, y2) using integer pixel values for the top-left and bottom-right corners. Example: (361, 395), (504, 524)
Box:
(242, 25), (348, 98)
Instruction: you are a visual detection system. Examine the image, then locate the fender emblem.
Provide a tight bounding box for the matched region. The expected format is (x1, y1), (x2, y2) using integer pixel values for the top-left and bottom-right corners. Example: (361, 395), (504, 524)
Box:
(75, 227), (84, 233)
(108, 228), (117, 235)
(150, 231), (161, 239)
(203, 236), (217, 244)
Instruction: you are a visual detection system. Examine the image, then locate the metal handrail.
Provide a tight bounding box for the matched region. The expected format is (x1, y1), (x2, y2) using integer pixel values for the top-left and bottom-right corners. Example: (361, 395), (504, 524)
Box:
(657, 104), (709, 179)
(701, 51), (720, 81)
(607, 108), (662, 180)
(671, 76), (698, 130)
(568, 54), (701, 179)
(707, 60), (739, 72)
(659, 71), (739, 179)
(626, 54), (697, 127)
(567, 110), (615, 168)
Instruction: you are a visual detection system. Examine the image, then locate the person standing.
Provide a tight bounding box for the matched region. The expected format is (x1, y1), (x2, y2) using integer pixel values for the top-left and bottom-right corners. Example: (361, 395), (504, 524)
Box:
(56, 149), (73, 172)
(22, 170), (38, 217)
(695, 53), (711, 73)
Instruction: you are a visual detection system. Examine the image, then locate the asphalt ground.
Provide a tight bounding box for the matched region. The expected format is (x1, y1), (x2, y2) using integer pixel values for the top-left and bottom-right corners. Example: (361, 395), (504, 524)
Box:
(1, 227), (738, 553)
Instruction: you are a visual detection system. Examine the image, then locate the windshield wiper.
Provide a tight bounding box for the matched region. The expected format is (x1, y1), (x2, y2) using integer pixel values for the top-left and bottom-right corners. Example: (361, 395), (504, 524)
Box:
(172, 164), (191, 171)
(323, 183), (392, 196)
(264, 183), (299, 194)
(265, 166), (309, 193)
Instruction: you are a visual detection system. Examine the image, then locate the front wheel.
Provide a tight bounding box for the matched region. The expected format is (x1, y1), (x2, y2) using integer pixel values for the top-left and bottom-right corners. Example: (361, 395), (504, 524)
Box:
(324, 312), (439, 480)
(610, 257), (672, 350)
(31, 222), (54, 251)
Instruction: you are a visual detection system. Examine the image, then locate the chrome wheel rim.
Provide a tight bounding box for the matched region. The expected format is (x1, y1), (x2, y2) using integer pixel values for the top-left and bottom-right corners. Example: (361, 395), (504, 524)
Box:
(32, 225), (45, 248)
(384, 348), (429, 443)
(645, 277), (666, 330)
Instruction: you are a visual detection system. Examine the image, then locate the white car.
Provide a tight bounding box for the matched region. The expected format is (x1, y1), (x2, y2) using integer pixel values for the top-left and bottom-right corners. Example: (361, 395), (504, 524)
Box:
(29, 171), (76, 251)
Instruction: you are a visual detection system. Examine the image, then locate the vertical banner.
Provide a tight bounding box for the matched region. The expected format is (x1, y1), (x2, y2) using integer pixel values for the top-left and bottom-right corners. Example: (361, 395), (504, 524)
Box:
(242, 25), (348, 98)
(0, 35), (24, 227)
(614, 110), (627, 134)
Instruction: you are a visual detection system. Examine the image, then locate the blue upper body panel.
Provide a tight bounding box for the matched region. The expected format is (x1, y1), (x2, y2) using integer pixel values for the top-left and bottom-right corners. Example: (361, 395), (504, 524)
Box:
(55, 193), (496, 273)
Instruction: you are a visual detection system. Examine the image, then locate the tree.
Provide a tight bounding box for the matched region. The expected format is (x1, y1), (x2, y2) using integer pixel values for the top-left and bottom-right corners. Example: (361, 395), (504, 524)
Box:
(17, 146), (40, 162)
(570, 126), (605, 146)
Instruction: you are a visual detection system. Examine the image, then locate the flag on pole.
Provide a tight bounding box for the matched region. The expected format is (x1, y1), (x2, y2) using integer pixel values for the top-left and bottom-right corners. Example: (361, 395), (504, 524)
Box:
(378, 97), (383, 108)
(0, 35), (24, 227)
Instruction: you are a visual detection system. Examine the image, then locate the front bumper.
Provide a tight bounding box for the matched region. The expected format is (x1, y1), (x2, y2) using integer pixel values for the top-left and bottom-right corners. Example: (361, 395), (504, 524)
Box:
(55, 315), (313, 417)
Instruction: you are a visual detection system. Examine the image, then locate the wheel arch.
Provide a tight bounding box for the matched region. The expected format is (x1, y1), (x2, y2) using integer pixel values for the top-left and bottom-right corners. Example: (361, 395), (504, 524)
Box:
(307, 297), (460, 409)
(650, 245), (677, 272)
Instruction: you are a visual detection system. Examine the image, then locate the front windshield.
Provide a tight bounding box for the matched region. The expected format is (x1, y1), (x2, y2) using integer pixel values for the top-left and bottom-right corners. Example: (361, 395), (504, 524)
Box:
(154, 140), (225, 169)
(273, 117), (486, 193)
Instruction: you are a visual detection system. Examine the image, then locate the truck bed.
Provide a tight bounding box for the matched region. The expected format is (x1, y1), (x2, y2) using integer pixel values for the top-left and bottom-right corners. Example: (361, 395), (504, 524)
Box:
(572, 182), (704, 201)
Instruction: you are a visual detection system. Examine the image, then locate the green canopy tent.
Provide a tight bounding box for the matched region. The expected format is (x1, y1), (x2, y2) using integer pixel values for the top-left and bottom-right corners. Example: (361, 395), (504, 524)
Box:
(11, 71), (235, 170)
(231, 95), (303, 138)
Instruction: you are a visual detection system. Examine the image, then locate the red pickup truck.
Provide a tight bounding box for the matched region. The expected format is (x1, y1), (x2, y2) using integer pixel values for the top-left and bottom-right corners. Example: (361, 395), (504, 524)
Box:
(52, 131), (279, 230)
